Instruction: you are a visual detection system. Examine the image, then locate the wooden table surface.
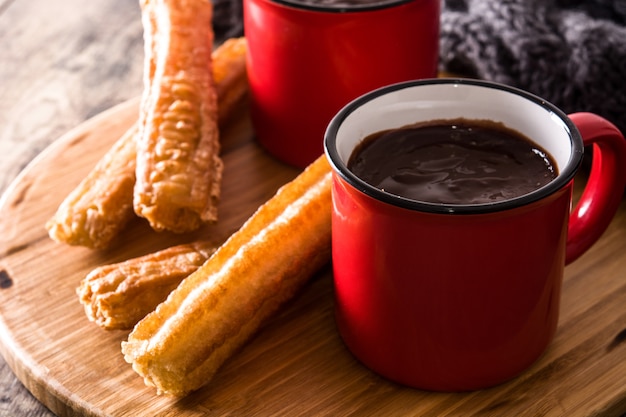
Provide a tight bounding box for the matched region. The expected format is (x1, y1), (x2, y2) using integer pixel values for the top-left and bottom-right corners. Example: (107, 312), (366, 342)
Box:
(1, 1), (625, 416)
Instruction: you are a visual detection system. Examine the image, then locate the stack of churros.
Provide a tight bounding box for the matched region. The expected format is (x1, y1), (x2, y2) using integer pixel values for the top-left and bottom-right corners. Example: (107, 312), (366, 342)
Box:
(46, 0), (334, 399)
(46, 35), (248, 249)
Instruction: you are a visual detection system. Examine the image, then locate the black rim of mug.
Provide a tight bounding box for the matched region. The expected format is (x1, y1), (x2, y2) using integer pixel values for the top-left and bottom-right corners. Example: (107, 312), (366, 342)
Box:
(267, 0), (414, 13)
(324, 78), (585, 215)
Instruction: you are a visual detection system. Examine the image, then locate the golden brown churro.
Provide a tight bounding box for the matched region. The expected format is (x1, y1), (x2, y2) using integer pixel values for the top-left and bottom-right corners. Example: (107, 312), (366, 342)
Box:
(45, 126), (138, 249)
(134, 0), (222, 233)
(46, 38), (248, 249)
(77, 240), (222, 330)
(122, 156), (332, 396)
(212, 37), (248, 126)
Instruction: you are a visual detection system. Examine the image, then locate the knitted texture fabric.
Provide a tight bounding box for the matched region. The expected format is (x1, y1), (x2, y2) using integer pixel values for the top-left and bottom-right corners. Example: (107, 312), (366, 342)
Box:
(440, 0), (626, 134)
(212, 0), (626, 134)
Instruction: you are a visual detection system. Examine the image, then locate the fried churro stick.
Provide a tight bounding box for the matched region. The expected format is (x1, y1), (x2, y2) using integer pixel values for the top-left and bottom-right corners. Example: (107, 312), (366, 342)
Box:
(212, 37), (248, 126)
(45, 38), (248, 249)
(122, 156), (332, 396)
(134, 0), (222, 233)
(78, 240), (222, 330)
(45, 126), (138, 249)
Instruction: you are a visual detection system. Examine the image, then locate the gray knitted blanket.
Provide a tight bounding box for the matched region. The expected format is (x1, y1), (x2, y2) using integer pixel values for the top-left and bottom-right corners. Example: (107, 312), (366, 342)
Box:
(440, 0), (626, 135)
(212, 0), (626, 134)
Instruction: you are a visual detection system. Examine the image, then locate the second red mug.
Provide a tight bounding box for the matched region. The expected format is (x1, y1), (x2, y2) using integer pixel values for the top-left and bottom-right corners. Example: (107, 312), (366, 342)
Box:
(244, 0), (440, 168)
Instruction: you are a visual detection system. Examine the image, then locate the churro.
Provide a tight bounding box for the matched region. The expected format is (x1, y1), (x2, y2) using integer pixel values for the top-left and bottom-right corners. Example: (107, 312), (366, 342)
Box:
(46, 38), (248, 249)
(45, 125), (138, 249)
(122, 155), (332, 396)
(134, 0), (222, 233)
(78, 240), (222, 330)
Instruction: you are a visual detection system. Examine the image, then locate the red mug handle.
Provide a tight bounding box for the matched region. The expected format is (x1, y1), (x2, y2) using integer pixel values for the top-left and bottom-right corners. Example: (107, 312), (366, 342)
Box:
(566, 112), (626, 264)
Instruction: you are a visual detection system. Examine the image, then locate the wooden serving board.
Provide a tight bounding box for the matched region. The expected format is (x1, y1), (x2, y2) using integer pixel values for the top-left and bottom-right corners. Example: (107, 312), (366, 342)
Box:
(0, 99), (625, 417)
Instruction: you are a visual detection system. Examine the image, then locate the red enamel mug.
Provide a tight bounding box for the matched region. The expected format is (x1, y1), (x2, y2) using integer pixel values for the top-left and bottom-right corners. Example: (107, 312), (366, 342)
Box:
(324, 79), (626, 391)
(244, 0), (440, 168)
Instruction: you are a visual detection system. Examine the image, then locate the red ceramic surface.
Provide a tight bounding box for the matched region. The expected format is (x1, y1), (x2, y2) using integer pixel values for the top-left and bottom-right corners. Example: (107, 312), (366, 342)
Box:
(332, 176), (571, 390)
(566, 112), (626, 263)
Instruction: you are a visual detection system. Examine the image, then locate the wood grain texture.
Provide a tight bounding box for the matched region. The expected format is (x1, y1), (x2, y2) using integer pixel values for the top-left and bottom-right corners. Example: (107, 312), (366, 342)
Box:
(0, 96), (625, 416)
(0, 0), (144, 193)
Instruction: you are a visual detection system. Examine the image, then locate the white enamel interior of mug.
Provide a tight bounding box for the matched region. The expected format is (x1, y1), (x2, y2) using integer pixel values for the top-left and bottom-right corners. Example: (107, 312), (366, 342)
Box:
(326, 79), (583, 214)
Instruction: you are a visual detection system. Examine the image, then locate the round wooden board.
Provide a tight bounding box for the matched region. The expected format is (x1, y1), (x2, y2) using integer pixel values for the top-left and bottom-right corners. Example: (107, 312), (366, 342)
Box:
(0, 99), (625, 416)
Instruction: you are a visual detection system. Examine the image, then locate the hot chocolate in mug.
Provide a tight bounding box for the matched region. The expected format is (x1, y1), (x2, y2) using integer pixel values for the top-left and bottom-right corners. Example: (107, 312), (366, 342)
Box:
(244, 0), (440, 168)
(324, 79), (626, 391)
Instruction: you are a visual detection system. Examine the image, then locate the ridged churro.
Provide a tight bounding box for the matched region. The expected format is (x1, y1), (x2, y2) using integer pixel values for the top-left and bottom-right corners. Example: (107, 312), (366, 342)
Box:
(122, 156), (332, 396)
(46, 37), (248, 249)
(78, 240), (222, 330)
(134, 0), (222, 233)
